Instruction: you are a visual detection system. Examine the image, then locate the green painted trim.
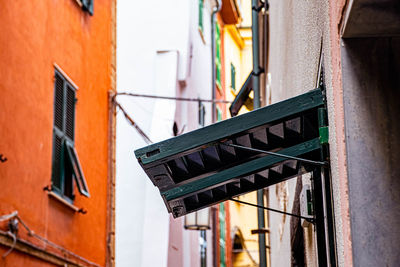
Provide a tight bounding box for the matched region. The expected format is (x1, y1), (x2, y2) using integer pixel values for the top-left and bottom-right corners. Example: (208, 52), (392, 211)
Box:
(319, 126), (329, 145)
(215, 22), (221, 87)
(162, 138), (321, 201)
(135, 89), (324, 166)
(219, 202), (226, 267)
(216, 106), (222, 122)
(65, 140), (90, 198)
(198, 0), (204, 32)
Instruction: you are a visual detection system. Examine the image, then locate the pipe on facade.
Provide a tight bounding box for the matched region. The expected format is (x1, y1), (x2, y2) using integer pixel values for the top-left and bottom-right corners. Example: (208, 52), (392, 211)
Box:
(211, 2), (222, 266)
(211, 0), (222, 123)
(252, 0), (267, 267)
(252, 0), (261, 109)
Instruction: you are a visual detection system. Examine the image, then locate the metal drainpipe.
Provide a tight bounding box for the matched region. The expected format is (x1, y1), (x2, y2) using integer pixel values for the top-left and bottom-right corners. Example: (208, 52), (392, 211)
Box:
(211, 3), (222, 267)
(211, 0), (221, 123)
(252, 0), (267, 267)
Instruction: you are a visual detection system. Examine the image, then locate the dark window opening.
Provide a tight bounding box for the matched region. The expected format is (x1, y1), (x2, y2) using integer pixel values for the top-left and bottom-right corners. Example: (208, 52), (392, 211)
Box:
(231, 63), (236, 91)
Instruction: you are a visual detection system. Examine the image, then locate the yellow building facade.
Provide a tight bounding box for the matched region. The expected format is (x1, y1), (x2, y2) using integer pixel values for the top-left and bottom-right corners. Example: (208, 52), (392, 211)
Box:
(222, 1), (270, 266)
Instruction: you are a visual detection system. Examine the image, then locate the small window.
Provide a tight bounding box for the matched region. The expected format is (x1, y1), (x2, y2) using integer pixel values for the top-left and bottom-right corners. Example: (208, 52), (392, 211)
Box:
(230, 63), (236, 92)
(81, 0), (94, 15)
(51, 70), (89, 202)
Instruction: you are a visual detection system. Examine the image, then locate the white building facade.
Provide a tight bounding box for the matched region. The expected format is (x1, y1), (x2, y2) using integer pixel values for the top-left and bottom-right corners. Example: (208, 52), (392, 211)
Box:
(116, 1), (216, 266)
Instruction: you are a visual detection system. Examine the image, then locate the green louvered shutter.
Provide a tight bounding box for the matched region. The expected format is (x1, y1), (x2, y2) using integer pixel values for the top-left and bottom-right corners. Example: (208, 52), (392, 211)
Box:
(198, 0), (204, 32)
(219, 203), (226, 267)
(82, 0), (94, 15)
(217, 106), (222, 122)
(215, 23), (222, 89)
(52, 74), (66, 194)
(51, 70), (89, 201)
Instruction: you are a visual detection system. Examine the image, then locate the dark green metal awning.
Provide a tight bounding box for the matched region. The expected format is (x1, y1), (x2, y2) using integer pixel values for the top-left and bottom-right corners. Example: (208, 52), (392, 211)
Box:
(134, 89), (325, 218)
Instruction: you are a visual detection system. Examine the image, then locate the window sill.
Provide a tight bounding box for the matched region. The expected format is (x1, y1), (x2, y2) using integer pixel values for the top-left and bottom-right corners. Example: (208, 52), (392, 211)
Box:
(47, 191), (79, 212)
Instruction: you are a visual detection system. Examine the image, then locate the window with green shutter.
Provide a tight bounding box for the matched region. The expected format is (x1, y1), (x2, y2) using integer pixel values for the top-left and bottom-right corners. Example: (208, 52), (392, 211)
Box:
(216, 106), (222, 122)
(198, 0), (204, 32)
(51, 70), (89, 202)
(219, 203), (226, 267)
(215, 23), (222, 89)
(230, 63), (236, 92)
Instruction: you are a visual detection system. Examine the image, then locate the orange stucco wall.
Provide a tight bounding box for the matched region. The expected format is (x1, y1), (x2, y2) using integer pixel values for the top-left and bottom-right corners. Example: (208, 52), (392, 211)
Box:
(0, 0), (114, 266)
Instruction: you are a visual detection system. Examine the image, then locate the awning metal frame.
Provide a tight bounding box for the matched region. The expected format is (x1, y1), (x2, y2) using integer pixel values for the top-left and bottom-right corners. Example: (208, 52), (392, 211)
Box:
(135, 88), (326, 218)
(228, 197), (314, 223)
(221, 143), (327, 166)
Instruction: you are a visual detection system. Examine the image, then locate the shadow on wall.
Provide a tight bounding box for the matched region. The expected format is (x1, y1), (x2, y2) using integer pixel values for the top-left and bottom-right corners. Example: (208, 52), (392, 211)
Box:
(341, 37), (400, 267)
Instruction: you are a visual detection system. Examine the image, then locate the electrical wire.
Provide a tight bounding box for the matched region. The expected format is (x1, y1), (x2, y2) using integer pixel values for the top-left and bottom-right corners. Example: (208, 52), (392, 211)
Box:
(0, 211), (102, 267)
(0, 211), (18, 222)
(1, 231), (16, 258)
(117, 92), (231, 104)
(114, 101), (153, 144)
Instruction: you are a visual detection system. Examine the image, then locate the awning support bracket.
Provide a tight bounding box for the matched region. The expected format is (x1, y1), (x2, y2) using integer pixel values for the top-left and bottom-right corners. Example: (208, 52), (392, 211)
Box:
(220, 143), (328, 166)
(229, 197), (314, 223)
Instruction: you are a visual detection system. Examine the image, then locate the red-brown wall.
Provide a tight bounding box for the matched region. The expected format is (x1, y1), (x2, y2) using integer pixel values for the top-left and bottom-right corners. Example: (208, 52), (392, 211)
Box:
(0, 0), (115, 266)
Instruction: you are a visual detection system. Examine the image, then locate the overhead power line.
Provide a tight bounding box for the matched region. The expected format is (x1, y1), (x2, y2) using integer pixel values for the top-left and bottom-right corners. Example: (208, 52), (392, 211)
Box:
(114, 101), (153, 144)
(116, 92), (232, 104)
(0, 211), (101, 266)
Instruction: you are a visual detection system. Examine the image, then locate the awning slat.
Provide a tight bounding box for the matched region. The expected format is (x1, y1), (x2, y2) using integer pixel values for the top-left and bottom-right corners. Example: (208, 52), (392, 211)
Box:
(135, 89), (323, 166)
(163, 138), (320, 201)
(163, 138), (321, 217)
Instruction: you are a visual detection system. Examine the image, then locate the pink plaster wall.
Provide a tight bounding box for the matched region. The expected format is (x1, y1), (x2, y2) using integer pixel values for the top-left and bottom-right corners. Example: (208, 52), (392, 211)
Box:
(328, 0), (353, 266)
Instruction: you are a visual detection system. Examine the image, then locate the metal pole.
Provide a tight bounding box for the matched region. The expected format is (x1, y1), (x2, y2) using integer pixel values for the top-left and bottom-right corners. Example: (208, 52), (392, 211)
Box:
(252, 0), (261, 108)
(252, 0), (266, 266)
(221, 143), (327, 166)
(211, 11), (216, 123)
(211, 1), (221, 123)
(210, 4), (221, 266)
(229, 198), (314, 222)
(318, 106), (338, 267)
(312, 168), (328, 266)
